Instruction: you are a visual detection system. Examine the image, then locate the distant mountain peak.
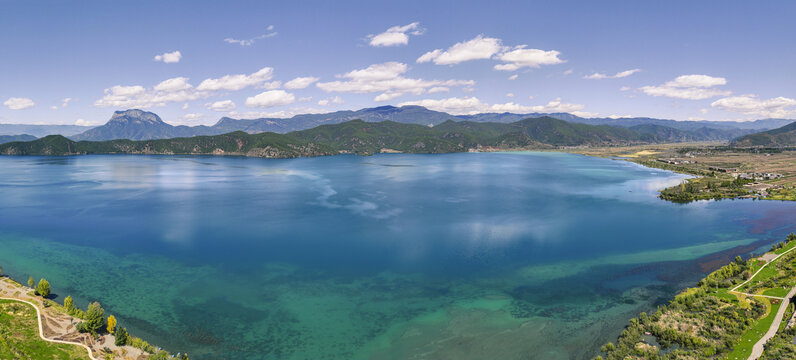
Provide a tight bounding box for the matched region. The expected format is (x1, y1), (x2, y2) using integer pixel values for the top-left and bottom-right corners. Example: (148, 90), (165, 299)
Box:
(109, 109), (165, 125)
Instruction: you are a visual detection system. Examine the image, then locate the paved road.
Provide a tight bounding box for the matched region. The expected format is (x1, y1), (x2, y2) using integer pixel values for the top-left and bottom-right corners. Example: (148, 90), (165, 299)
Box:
(749, 286), (796, 360)
(0, 297), (98, 360)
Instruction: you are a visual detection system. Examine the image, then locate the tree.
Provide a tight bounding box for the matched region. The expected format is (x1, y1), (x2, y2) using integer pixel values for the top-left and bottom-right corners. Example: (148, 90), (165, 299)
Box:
(64, 295), (74, 314)
(27, 276), (34, 288)
(114, 327), (129, 346)
(36, 278), (50, 298)
(107, 315), (117, 334)
(0, 265), (3, 276)
(81, 302), (105, 335)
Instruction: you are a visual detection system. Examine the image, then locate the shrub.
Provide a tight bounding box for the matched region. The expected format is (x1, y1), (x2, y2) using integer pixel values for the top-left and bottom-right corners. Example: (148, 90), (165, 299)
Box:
(64, 295), (74, 314)
(107, 315), (116, 334)
(83, 302), (105, 335)
(114, 327), (129, 346)
(129, 336), (157, 354)
(150, 351), (170, 360)
(35, 278), (50, 298)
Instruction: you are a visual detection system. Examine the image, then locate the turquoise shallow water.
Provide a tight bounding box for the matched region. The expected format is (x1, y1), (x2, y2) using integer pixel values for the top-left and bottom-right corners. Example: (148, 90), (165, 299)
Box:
(0, 152), (793, 359)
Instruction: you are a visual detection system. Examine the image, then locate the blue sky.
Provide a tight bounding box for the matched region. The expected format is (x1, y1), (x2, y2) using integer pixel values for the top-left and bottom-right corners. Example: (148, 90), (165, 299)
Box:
(1, 0), (795, 125)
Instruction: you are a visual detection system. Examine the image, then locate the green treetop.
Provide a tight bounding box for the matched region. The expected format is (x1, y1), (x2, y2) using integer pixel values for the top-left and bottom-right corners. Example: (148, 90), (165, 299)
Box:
(82, 302), (105, 335)
(36, 278), (50, 298)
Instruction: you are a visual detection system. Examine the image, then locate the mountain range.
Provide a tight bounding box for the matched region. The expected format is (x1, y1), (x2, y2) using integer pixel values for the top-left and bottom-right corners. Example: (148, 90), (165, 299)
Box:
(0, 116), (673, 157)
(0, 106), (793, 142)
(2, 106), (792, 143)
(4, 111), (795, 158)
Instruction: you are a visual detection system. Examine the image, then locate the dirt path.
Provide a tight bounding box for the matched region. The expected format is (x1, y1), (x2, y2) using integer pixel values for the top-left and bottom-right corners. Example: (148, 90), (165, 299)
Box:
(0, 277), (148, 359)
(730, 245), (796, 299)
(0, 296), (99, 360)
(749, 286), (796, 360)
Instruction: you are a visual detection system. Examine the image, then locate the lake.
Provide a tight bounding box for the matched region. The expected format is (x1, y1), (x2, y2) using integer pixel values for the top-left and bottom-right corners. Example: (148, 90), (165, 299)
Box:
(0, 152), (793, 359)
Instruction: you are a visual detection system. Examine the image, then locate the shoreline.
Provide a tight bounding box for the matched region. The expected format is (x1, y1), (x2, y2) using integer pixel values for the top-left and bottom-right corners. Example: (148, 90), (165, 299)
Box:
(2, 144), (793, 203)
(0, 272), (182, 360)
(596, 233), (796, 359)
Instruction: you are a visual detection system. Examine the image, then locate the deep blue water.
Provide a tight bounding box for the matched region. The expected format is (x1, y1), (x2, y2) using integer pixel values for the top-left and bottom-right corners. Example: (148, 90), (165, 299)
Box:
(0, 152), (793, 359)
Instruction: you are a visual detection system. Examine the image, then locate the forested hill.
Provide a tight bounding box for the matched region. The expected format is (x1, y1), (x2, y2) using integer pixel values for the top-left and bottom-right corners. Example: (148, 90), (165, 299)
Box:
(731, 121), (796, 147)
(0, 116), (663, 158)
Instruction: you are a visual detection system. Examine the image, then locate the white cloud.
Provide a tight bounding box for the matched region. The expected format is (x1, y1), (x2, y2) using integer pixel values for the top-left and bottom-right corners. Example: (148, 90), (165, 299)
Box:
(374, 92), (403, 102)
(261, 81), (282, 90)
(699, 108), (709, 114)
(50, 106), (58, 110)
(417, 35), (504, 65)
(75, 118), (101, 126)
(368, 22), (424, 47)
(667, 74), (727, 88)
(506, 93), (515, 97)
(427, 86), (449, 94)
(154, 77), (193, 92)
(316, 62), (473, 101)
(4, 97), (35, 110)
(109, 85), (145, 97)
(711, 95), (796, 118)
(206, 100), (236, 111)
(94, 68), (281, 109)
(398, 96), (589, 116)
(224, 27), (278, 46)
(284, 76), (319, 89)
(245, 90), (295, 108)
(153, 50), (182, 63)
(493, 46), (565, 71)
(417, 35), (564, 71)
(508, 74), (519, 80)
(197, 67), (274, 91)
(607, 114), (633, 119)
(584, 68), (641, 80)
(317, 96), (344, 106)
(228, 107), (327, 119)
(182, 103), (189, 110)
(61, 98), (72, 107)
(620, 86), (631, 91)
(563, 69), (573, 76)
(181, 113), (205, 122)
(640, 74), (731, 100)
(94, 81), (207, 108)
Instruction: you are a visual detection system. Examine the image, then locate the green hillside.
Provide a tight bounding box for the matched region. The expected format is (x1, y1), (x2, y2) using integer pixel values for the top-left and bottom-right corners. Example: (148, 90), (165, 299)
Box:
(732, 121), (796, 147)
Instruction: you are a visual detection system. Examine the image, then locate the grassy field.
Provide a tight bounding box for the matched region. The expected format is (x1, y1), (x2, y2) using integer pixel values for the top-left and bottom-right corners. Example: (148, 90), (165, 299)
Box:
(728, 297), (782, 360)
(738, 243), (796, 294)
(759, 304), (796, 359)
(726, 240), (796, 359)
(0, 299), (92, 360)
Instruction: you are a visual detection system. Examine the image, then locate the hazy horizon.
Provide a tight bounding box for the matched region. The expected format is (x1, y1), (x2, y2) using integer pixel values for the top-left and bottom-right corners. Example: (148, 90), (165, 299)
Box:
(2, 105), (794, 128)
